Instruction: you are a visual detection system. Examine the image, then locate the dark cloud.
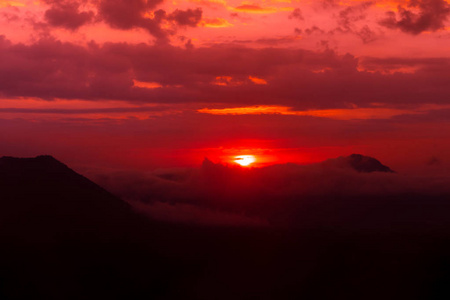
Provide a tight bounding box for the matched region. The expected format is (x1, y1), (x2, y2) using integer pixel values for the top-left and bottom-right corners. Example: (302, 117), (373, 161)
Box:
(337, 2), (373, 29)
(320, 0), (340, 9)
(98, 0), (168, 39)
(295, 2), (377, 43)
(98, 0), (162, 28)
(1, 36), (450, 109)
(330, 2), (377, 43)
(184, 38), (194, 49)
(380, 0), (450, 35)
(359, 56), (450, 72)
(40, 0), (203, 39)
(167, 8), (202, 27)
(356, 25), (377, 43)
(0, 106), (170, 114)
(304, 26), (325, 34)
(44, 1), (94, 30)
(1, 10), (20, 23)
(289, 8), (304, 21)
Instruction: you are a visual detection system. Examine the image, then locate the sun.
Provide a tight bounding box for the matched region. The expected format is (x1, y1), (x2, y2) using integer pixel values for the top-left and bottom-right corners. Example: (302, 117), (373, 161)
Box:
(234, 155), (256, 167)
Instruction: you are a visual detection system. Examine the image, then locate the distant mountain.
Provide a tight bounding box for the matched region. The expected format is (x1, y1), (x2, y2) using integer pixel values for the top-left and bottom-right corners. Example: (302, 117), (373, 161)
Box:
(323, 153), (395, 173)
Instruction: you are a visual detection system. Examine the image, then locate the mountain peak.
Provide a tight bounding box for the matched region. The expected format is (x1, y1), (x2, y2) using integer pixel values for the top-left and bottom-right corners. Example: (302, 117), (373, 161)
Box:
(1, 154), (63, 165)
(1, 154), (56, 160)
(0, 155), (74, 179)
(324, 154), (395, 173)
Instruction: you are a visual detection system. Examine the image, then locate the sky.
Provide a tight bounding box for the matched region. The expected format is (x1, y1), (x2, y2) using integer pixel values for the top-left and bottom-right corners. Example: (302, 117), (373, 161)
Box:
(0, 0), (450, 173)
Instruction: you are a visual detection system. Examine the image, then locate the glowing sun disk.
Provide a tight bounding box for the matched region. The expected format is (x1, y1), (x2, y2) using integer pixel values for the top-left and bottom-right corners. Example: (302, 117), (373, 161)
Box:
(234, 155), (256, 167)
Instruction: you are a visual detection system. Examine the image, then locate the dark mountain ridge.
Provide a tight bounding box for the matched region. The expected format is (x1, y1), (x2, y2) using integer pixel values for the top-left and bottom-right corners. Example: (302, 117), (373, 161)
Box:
(0, 155), (135, 241)
(0, 155), (205, 299)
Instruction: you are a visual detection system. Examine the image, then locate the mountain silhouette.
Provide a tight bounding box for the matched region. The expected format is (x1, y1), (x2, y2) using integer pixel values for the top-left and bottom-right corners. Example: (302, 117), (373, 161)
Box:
(0, 155), (175, 299)
(0, 155), (135, 241)
(1, 155), (449, 299)
(323, 153), (395, 173)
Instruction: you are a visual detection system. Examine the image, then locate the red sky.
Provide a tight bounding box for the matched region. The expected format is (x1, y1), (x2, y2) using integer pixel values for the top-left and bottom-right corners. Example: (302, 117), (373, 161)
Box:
(0, 0), (449, 172)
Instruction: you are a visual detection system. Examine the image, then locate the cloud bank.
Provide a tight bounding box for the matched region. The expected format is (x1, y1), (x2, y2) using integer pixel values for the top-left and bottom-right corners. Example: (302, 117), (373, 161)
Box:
(88, 155), (450, 229)
(1, 36), (450, 111)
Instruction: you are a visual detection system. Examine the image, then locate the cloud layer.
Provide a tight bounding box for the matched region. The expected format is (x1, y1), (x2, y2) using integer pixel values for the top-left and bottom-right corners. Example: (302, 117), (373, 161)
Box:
(1, 35), (450, 111)
(88, 156), (450, 228)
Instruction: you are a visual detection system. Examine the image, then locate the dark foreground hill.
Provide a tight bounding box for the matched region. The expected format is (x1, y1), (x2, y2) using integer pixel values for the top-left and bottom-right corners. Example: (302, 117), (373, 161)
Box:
(0, 155), (135, 240)
(0, 156), (209, 299)
(1, 155), (450, 299)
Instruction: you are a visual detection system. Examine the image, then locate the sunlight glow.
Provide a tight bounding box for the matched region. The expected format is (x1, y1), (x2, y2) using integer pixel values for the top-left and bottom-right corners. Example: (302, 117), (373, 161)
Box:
(234, 155), (256, 167)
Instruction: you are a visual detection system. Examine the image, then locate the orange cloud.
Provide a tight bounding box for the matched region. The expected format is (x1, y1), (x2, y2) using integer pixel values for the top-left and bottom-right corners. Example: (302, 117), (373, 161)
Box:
(199, 105), (291, 115)
(233, 4), (277, 13)
(0, 1), (25, 7)
(279, 7), (295, 12)
(269, 0), (292, 3)
(188, 0), (227, 7)
(212, 76), (246, 86)
(248, 76), (268, 85)
(200, 18), (233, 28)
(197, 105), (431, 120)
(133, 80), (163, 89)
(213, 76), (232, 86)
